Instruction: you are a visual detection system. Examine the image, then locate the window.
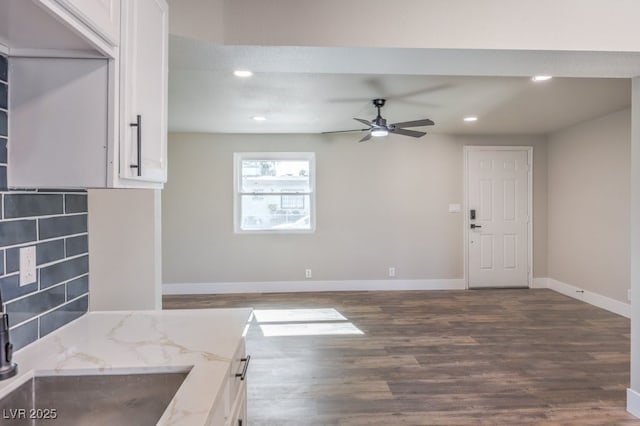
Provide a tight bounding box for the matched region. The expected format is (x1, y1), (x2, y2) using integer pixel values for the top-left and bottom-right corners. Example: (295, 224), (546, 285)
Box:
(234, 152), (315, 232)
(280, 194), (305, 210)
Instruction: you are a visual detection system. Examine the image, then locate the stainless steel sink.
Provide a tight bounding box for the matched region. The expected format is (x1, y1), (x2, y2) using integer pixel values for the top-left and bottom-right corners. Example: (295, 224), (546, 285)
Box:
(0, 372), (188, 425)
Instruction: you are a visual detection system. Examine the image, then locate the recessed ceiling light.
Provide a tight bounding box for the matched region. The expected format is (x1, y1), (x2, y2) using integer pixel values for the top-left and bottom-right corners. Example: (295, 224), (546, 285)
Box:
(234, 70), (253, 78)
(252, 116), (267, 121)
(464, 116), (478, 122)
(532, 75), (552, 82)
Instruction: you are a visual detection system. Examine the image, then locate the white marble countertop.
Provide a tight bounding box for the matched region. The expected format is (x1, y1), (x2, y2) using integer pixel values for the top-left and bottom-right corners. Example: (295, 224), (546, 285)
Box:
(0, 308), (253, 425)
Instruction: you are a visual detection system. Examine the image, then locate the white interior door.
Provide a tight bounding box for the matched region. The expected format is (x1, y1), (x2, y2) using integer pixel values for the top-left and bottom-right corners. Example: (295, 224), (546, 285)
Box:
(466, 147), (531, 288)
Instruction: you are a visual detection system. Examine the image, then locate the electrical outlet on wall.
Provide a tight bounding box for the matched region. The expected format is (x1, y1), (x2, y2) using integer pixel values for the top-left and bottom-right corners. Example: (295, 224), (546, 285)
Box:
(305, 269), (312, 279)
(388, 267), (396, 277)
(19, 246), (37, 286)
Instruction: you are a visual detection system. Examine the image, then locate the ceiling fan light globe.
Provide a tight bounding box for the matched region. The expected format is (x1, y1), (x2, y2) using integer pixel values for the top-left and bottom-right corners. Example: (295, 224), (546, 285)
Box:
(371, 128), (389, 137)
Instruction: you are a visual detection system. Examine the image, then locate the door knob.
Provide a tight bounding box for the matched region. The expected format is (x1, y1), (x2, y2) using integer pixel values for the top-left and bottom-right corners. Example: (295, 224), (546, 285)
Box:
(470, 224), (482, 229)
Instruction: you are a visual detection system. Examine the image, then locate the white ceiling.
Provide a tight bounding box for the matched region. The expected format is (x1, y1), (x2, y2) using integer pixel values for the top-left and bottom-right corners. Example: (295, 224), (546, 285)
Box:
(168, 38), (631, 136)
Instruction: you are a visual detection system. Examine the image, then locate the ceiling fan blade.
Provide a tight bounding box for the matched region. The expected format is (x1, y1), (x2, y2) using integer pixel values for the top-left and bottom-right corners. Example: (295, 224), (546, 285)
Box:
(391, 128), (427, 138)
(386, 99), (441, 108)
(358, 133), (373, 143)
(388, 83), (453, 100)
(353, 118), (373, 127)
(327, 97), (375, 103)
(391, 118), (435, 128)
(322, 128), (369, 134)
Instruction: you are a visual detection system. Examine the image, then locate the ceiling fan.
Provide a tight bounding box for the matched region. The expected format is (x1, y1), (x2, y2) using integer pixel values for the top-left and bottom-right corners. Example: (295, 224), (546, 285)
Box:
(322, 98), (435, 142)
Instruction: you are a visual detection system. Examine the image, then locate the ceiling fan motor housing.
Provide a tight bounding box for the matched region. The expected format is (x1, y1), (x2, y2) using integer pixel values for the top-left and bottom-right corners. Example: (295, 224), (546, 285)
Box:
(373, 117), (387, 127)
(372, 99), (387, 127)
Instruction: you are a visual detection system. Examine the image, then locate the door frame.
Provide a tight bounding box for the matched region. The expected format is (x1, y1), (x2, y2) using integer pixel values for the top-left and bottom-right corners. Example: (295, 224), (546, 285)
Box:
(463, 145), (534, 289)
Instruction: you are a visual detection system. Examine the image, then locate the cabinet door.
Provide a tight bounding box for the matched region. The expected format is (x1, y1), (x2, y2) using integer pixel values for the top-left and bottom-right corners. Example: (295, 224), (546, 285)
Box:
(120, 0), (168, 184)
(56, 0), (121, 45)
(228, 383), (247, 426)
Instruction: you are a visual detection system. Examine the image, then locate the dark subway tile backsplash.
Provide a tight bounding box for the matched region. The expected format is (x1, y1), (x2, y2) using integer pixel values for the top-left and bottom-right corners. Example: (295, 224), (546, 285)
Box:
(0, 274), (37, 303)
(39, 214), (87, 240)
(0, 83), (6, 110)
(0, 55), (6, 81)
(0, 111), (6, 137)
(11, 319), (39, 352)
(66, 275), (88, 300)
(65, 194), (88, 213)
(40, 295), (88, 337)
(0, 137), (7, 164)
(36, 239), (66, 265)
(0, 219), (37, 246)
(6, 284), (66, 327)
(39, 255), (88, 289)
(5, 240), (65, 274)
(66, 235), (88, 257)
(0, 54), (90, 351)
(4, 193), (64, 218)
(0, 165), (6, 191)
(5, 248), (17, 273)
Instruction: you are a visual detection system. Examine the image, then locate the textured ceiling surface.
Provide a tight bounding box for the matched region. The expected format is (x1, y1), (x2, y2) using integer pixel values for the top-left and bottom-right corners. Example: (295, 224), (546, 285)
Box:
(169, 39), (631, 135)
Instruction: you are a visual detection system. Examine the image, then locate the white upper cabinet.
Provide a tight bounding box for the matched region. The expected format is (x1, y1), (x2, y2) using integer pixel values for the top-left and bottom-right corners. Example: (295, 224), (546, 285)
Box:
(119, 0), (168, 184)
(0, 0), (111, 55)
(3, 0), (168, 189)
(54, 0), (121, 46)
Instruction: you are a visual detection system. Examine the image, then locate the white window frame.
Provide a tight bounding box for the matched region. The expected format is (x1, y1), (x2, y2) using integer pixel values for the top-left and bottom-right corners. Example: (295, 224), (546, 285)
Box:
(233, 152), (316, 233)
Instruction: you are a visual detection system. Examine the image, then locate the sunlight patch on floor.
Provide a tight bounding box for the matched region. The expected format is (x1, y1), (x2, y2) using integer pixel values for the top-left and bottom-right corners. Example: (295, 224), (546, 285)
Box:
(259, 322), (364, 337)
(253, 308), (347, 323)
(253, 308), (364, 336)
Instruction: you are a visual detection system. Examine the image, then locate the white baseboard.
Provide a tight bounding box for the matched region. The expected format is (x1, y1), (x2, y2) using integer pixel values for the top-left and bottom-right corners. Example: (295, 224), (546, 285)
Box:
(163, 279), (466, 295)
(163, 278), (631, 318)
(531, 277), (549, 289)
(628, 388), (640, 418)
(533, 277), (630, 318)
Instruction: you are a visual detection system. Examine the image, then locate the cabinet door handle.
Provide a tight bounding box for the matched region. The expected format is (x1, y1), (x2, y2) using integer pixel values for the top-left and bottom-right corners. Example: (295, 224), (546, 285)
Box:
(129, 114), (142, 176)
(235, 355), (251, 381)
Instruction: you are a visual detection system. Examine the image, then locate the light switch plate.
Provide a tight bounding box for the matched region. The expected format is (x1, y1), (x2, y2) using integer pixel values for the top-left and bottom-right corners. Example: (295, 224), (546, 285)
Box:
(448, 204), (461, 213)
(19, 246), (37, 286)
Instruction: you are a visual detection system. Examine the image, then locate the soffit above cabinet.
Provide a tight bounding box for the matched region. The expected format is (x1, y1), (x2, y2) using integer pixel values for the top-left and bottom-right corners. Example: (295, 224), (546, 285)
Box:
(0, 0), (103, 56)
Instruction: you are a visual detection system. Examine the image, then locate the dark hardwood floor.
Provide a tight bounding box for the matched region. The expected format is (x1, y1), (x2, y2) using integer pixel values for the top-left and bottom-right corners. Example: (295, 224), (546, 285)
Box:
(164, 289), (640, 425)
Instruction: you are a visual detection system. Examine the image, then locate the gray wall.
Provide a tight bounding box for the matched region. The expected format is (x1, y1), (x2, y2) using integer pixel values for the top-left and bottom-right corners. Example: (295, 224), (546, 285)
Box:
(88, 189), (162, 311)
(547, 108), (631, 302)
(162, 132), (547, 284)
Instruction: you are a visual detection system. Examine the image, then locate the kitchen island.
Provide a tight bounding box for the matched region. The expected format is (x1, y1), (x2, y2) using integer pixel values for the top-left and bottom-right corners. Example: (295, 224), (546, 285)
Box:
(0, 308), (252, 425)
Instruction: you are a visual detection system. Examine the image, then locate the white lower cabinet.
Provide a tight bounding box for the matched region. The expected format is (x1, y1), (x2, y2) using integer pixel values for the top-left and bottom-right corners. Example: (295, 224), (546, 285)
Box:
(208, 396), (227, 426)
(229, 383), (247, 426)
(208, 339), (249, 426)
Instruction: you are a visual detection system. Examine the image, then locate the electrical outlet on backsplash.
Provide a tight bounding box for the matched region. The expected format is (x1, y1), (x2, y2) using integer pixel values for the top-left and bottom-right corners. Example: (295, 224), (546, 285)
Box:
(0, 54), (90, 351)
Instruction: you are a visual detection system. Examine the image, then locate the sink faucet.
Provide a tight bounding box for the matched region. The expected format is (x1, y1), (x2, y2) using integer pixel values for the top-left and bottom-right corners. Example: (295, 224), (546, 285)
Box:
(0, 289), (17, 380)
